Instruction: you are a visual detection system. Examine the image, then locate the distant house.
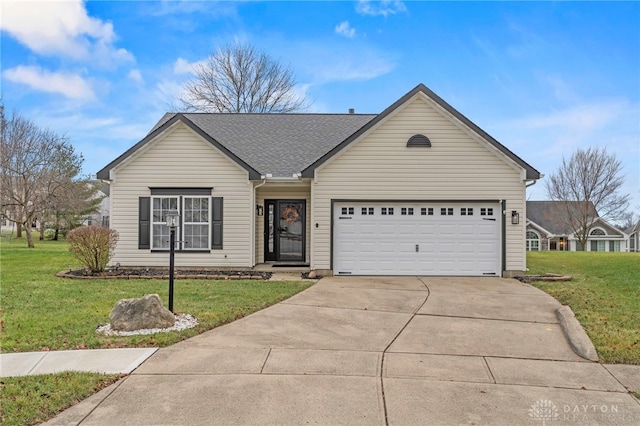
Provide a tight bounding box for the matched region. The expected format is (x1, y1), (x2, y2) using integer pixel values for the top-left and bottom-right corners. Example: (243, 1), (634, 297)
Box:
(82, 183), (110, 227)
(627, 220), (640, 252)
(526, 201), (628, 252)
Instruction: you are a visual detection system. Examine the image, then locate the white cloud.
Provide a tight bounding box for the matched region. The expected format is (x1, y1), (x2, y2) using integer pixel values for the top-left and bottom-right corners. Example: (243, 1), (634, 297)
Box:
(149, 0), (238, 17)
(128, 69), (144, 84)
(3, 65), (96, 100)
(0, 0), (133, 66)
(299, 45), (396, 83)
(335, 21), (356, 38)
(173, 58), (194, 75)
(172, 57), (209, 75)
(356, 0), (407, 17)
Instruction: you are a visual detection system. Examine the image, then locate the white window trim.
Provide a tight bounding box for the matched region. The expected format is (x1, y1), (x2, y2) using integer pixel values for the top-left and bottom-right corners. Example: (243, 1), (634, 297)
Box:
(151, 195), (211, 251)
(526, 230), (540, 251)
(151, 196), (179, 250)
(182, 196), (211, 251)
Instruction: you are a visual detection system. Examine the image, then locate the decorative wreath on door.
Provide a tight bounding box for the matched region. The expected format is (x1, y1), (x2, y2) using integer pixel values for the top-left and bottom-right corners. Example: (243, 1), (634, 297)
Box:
(282, 206), (300, 223)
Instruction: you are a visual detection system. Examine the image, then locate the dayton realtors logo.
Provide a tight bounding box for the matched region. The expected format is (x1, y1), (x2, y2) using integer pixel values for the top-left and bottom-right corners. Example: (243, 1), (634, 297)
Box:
(529, 399), (559, 425)
(528, 399), (634, 424)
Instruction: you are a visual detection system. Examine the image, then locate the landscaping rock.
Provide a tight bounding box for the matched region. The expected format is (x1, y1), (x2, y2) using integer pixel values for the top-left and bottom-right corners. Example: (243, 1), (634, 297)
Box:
(110, 294), (175, 332)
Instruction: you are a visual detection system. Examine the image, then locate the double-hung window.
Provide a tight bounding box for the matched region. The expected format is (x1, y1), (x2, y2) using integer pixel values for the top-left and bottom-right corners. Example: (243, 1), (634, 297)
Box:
(151, 196), (210, 250)
(152, 196), (179, 249)
(183, 197), (210, 249)
(139, 188), (222, 251)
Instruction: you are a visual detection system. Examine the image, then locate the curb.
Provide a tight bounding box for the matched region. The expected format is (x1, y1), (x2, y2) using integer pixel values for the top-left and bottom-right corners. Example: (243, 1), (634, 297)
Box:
(555, 305), (598, 362)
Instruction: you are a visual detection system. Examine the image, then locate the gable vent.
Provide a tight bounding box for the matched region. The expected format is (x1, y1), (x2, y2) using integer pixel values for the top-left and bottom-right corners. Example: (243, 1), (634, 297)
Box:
(407, 134), (432, 147)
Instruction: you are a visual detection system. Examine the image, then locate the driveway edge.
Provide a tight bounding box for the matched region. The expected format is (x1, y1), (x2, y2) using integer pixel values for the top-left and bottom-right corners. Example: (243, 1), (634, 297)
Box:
(556, 305), (598, 361)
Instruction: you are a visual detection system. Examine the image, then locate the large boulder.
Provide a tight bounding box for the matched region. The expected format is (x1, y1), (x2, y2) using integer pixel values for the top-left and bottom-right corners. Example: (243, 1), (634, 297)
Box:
(109, 294), (175, 331)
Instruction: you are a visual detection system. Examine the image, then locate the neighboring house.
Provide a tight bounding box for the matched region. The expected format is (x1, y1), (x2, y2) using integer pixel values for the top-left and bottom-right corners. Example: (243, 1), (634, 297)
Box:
(82, 182), (110, 227)
(627, 220), (640, 252)
(526, 201), (629, 252)
(97, 84), (542, 277)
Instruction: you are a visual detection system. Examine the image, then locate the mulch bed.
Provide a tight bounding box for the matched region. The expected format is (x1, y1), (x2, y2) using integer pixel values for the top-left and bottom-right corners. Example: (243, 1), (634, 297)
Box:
(58, 268), (272, 280)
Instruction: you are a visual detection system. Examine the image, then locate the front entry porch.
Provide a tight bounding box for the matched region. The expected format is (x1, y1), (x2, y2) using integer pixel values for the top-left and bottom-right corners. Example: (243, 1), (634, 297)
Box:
(264, 200), (306, 263)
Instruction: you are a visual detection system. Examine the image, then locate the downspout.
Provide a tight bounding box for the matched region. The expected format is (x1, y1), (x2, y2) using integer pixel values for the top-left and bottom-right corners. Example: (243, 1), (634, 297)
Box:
(525, 173), (544, 188)
(252, 177), (267, 266)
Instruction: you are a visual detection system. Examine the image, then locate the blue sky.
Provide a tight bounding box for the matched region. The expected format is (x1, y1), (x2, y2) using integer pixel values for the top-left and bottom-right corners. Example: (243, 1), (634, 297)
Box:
(2, 1), (639, 212)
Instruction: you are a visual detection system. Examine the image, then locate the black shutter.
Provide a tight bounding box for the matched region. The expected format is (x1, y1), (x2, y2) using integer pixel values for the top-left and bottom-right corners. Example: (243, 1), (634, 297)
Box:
(139, 197), (151, 249)
(212, 197), (223, 249)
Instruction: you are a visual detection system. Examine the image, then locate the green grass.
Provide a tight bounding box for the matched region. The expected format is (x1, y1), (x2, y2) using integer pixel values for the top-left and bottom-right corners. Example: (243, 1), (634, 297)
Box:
(0, 372), (121, 426)
(1, 236), (313, 352)
(527, 251), (640, 364)
(0, 235), (313, 425)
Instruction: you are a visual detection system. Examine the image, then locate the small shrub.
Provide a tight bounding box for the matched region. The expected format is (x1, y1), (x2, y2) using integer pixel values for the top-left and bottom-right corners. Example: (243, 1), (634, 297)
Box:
(67, 226), (119, 273)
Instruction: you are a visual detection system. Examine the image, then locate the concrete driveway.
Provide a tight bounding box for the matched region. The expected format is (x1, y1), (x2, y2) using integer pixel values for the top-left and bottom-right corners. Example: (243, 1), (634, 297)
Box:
(47, 276), (640, 425)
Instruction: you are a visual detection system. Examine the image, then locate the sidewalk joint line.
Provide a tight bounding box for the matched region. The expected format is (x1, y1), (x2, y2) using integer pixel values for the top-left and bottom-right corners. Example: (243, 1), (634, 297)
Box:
(259, 348), (271, 374)
(482, 356), (497, 384)
(26, 352), (49, 375)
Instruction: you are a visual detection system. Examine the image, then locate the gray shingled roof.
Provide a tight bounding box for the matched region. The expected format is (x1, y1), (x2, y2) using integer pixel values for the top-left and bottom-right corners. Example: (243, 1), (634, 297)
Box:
(153, 113), (376, 177)
(97, 84), (542, 181)
(527, 201), (598, 235)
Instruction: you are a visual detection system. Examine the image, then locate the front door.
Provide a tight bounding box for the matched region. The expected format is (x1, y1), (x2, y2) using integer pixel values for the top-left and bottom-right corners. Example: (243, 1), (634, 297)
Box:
(264, 200), (305, 262)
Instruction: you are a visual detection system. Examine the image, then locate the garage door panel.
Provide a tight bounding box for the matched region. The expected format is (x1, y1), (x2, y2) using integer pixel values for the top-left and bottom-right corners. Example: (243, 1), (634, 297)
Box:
(334, 202), (501, 276)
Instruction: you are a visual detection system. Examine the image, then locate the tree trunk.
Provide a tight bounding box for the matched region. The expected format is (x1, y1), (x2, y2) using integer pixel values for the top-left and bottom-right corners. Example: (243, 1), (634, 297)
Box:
(54, 227), (59, 241)
(24, 225), (35, 248)
(39, 221), (46, 240)
(16, 222), (22, 237)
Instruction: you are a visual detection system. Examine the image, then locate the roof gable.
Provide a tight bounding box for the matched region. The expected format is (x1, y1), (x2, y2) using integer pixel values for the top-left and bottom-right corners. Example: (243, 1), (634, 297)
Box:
(97, 112), (375, 180)
(589, 219), (626, 237)
(97, 114), (262, 180)
(301, 83), (541, 180)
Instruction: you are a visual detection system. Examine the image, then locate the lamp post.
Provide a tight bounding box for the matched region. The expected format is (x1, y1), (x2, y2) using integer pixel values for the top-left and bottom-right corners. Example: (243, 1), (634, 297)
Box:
(166, 213), (180, 313)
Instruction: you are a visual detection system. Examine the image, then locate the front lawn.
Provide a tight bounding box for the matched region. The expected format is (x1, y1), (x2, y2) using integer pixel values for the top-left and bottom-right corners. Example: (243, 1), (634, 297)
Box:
(526, 251), (639, 364)
(1, 237), (313, 352)
(0, 235), (313, 425)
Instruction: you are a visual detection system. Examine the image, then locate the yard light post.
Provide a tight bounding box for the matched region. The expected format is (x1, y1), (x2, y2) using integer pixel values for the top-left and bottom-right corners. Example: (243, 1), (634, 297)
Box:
(166, 213), (180, 313)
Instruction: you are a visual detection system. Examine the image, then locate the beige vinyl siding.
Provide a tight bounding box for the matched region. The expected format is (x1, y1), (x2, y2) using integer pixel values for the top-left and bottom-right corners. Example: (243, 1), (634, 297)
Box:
(312, 95), (527, 273)
(110, 122), (252, 267)
(255, 183), (311, 263)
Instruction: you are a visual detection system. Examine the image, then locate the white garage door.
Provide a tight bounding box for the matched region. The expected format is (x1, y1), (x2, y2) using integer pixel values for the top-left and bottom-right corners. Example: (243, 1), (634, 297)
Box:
(333, 202), (501, 276)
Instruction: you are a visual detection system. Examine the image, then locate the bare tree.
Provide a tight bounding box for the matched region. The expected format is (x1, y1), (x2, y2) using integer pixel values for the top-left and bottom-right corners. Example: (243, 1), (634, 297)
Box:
(1, 107), (86, 248)
(179, 42), (307, 113)
(615, 210), (639, 232)
(545, 147), (630, 250)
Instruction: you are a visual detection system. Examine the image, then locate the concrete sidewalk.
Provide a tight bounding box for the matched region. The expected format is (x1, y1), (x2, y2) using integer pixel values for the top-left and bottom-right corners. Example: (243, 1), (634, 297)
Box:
(0, 348), (157, 377)
(15, 276), (640, 424)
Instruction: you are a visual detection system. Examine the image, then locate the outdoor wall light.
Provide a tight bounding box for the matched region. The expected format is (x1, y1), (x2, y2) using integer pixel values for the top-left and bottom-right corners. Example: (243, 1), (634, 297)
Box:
(256, 204), (264, 216)
(511, 210), (520, 225)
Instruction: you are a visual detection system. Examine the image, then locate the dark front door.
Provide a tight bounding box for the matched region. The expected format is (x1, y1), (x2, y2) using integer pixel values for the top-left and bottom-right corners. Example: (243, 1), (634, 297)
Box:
(264, 200), (305, 262)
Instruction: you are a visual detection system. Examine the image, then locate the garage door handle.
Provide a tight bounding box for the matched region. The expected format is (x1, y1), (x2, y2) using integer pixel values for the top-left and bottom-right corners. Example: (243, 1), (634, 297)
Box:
(483, 218), (496, 221)
(416, 244), (419, 252)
